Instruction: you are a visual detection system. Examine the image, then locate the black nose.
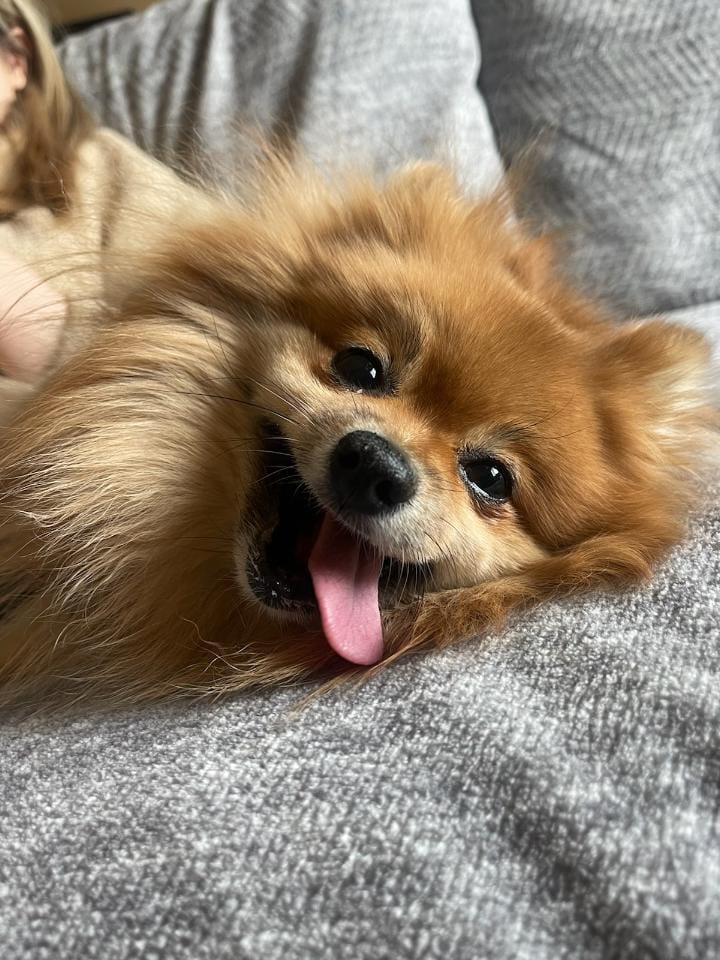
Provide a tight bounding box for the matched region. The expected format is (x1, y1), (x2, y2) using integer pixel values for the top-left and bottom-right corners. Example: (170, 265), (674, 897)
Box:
(329, 430), (418, 517)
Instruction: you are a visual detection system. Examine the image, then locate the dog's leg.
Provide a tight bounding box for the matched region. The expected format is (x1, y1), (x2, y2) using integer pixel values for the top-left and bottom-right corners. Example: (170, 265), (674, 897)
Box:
(385, 531), (669, 660)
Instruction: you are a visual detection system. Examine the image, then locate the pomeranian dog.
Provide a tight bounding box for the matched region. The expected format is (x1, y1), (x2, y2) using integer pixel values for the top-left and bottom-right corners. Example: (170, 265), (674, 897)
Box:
(0, 152), (715, 705)
(0, 3), (714, 706)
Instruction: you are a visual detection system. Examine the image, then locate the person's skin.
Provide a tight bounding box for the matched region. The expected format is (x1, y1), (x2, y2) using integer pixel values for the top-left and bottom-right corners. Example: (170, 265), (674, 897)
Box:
(0, 28), (65, 383)
(0, 251), (65, 381)
(0, 27), (28, 125)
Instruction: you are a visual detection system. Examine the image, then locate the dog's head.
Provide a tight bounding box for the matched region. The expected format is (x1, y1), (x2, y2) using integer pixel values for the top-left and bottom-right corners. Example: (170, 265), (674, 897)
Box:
(2, 161), (713, 697)
(145, 162), (710, 667)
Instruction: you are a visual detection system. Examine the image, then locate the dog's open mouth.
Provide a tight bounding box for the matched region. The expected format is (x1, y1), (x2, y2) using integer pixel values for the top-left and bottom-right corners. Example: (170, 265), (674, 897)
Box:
(245, 426), (428, 665)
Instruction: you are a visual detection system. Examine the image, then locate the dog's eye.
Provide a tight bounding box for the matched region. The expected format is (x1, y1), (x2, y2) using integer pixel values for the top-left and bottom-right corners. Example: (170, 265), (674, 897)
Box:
(460, 457), (513, 502)
(332, 347), (385, 393)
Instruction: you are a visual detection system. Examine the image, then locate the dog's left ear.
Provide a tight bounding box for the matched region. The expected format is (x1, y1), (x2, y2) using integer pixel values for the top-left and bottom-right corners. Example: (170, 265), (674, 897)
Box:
(596, 318), (713, 449)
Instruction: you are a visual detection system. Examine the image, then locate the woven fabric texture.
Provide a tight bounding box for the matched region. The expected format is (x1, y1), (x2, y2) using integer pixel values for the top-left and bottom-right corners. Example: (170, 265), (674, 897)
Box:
(59, 0), (503, 193)
(474, 0), (720, 316)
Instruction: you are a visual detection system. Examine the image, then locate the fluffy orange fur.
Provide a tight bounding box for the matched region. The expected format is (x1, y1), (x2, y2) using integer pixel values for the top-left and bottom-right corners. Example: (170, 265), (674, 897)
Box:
(0, 156), (715, 707)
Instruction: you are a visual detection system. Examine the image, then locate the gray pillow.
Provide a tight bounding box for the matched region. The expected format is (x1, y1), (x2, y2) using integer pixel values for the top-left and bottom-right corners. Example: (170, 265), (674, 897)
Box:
(59, 0), (503, 195)
(473, 0), (720, 316)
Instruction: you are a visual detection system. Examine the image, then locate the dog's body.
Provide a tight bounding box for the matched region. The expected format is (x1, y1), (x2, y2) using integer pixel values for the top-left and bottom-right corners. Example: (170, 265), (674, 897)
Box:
(0, 3), (714, 706)
(0, 145), (715, 705)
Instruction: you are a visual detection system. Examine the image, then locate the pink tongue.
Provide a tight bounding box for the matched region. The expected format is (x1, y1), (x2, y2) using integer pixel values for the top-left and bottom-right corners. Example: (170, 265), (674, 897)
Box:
(308, 513), (384, 665)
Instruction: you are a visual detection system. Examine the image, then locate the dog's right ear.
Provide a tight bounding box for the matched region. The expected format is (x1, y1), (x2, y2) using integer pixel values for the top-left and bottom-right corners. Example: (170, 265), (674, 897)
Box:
(504, 233), (556, 294)
(319, 162), (462, 252)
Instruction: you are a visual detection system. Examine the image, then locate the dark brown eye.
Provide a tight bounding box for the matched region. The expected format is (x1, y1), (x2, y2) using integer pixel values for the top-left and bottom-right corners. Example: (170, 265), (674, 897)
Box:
(460, 457), (513, 502)
(332, 347), (385, 393)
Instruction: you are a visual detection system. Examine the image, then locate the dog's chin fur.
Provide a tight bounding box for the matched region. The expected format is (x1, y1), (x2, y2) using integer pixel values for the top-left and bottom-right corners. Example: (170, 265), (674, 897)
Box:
(0, 156), (715, 708)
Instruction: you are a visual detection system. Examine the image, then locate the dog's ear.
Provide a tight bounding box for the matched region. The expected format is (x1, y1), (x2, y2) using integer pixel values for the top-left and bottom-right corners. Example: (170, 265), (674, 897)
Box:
(349, 162), (461, 250)
(386, 162), (458, 198)
(294, 162), (457, 254)
(384, 166), (560, 281)
(504, 234), (556, 294)
(599, 316), (709, 375)
(596, 318), (712, 451)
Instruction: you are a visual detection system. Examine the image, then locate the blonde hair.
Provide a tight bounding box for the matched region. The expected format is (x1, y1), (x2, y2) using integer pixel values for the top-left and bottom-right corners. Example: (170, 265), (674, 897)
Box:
(0, 0), (91, 213)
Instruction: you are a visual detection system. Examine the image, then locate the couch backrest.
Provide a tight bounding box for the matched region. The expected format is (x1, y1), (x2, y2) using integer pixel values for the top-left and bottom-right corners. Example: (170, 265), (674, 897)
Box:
(473, 0), (720, 317)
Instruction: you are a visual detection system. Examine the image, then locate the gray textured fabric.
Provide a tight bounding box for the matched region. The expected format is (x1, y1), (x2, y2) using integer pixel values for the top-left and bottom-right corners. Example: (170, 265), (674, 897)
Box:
(1, 4), (717, 959)
(473, 0), (720, 317)
(0, 306), (718, 959)
(58, 0), (503, 193)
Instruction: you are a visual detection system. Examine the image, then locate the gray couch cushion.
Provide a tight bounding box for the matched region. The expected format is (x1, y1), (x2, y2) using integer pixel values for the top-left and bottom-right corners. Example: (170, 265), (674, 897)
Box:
(473, 0), (720, 316)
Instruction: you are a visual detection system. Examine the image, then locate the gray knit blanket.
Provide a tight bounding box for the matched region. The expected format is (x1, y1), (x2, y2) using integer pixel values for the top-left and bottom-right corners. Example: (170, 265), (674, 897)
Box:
(1, 2), (718, 958)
